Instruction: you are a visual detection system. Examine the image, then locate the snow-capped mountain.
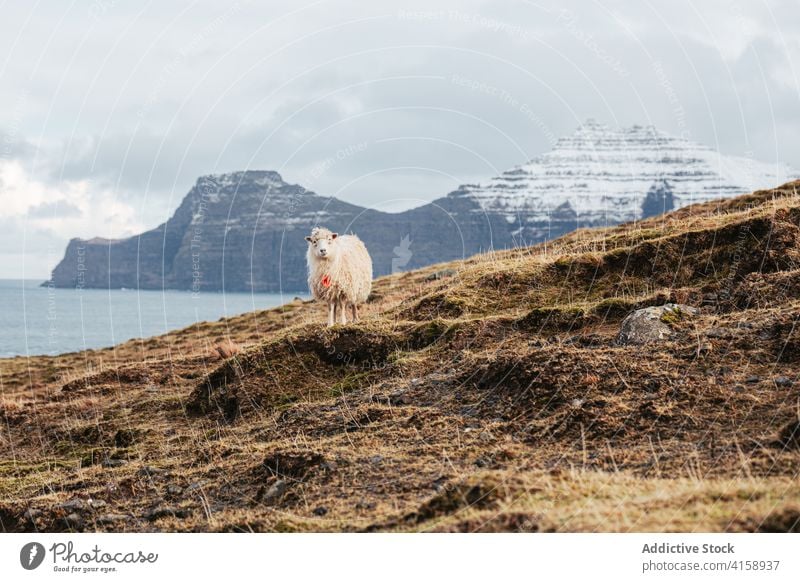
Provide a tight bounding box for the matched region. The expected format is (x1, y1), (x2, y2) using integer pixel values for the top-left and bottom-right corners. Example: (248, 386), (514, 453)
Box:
(451, 119), (797, 235)
(48, 121), (799, 292)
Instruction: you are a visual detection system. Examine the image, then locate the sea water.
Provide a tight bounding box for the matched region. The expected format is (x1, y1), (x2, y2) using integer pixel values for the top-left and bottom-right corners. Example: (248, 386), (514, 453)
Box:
(0, 279), (303, 357)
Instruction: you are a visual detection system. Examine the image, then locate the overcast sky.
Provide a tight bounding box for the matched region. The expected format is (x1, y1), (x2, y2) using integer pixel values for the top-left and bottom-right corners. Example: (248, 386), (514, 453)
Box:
(1, 0), (798, 278)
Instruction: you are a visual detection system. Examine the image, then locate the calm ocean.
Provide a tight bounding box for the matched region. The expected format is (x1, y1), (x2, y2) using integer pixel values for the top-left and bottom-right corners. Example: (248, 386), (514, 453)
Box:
(0, 279), (303, 358)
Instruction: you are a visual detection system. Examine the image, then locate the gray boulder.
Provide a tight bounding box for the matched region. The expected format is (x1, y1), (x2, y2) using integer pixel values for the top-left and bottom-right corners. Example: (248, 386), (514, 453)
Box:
(616, 303), (697, 345)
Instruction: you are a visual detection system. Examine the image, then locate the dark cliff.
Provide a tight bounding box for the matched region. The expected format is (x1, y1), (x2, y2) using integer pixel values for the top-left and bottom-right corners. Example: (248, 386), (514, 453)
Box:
(47, 170), (580, 292)
(48, 121), (798, 293)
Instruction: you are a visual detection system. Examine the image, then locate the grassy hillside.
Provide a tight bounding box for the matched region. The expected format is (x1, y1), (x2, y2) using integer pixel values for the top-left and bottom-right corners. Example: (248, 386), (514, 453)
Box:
(2, 181), (800, 532)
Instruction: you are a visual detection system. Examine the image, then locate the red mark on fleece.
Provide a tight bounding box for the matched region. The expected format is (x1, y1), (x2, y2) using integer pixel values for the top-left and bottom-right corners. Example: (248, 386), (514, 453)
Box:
(321, 274), (332, 288)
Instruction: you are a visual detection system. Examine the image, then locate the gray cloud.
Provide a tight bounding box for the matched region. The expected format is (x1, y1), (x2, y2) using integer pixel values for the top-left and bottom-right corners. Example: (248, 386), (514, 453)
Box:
(0, 0), (798, 277)
(26, 199), (82, 219)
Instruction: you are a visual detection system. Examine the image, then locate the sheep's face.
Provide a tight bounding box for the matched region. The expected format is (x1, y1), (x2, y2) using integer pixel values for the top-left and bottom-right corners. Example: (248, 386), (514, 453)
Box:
(305, 229), (338, 260)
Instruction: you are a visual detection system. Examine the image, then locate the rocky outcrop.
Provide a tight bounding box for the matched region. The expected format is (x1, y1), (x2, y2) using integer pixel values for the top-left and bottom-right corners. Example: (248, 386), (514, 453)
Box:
(616, 304), (698, 345)
(48, 171), (538, 292)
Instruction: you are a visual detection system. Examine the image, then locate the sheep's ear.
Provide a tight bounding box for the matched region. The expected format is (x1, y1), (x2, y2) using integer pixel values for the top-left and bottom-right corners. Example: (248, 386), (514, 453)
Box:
(305, 236), (312, 242)
(331, 233), (338, 239)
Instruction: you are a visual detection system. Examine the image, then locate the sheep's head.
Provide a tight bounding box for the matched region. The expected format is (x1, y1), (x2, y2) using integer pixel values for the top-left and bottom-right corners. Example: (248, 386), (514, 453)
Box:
(305, 227), (339, 260)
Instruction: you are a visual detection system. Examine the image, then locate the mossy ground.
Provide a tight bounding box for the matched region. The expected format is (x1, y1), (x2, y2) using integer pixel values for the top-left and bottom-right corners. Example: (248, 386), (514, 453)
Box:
(2, 182), (800, 532)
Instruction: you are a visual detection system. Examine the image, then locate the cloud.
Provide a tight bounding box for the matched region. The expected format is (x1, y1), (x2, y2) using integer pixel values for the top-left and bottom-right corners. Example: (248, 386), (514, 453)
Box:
(26, 199), (82, 218)
(0, 0), (798, 277)
(0, 160), (144, 277)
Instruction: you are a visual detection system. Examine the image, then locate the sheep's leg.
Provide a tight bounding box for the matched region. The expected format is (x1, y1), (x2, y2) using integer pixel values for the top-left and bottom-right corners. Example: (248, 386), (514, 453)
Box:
(351, 303), (359, 322)
(338, 299), (347, 324)
(327, 302), (336, 327)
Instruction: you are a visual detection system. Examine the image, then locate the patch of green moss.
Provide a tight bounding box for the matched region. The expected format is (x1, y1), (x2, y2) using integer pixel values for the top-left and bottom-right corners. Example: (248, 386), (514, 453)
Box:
(54, 437), (114, 458)
(0, 460), (76, 497)
(329, 371), (374, 397)
(660, 307), (684, 325)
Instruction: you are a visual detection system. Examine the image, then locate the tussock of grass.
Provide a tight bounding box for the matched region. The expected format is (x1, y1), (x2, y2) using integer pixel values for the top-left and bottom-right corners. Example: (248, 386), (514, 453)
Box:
(2, 181), (800, 532)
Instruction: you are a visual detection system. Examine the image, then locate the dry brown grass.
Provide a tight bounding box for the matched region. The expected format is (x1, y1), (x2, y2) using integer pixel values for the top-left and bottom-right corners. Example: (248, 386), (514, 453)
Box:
(1, 181), (800, 532)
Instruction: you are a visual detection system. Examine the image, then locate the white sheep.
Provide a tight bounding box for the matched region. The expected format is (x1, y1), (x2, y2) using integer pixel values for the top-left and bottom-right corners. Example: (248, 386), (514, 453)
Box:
(305, 227), (373, 326)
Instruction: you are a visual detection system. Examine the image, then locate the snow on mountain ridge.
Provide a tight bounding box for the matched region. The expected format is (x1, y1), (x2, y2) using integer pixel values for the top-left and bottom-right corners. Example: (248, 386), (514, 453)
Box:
(454, 120), (797, 227)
